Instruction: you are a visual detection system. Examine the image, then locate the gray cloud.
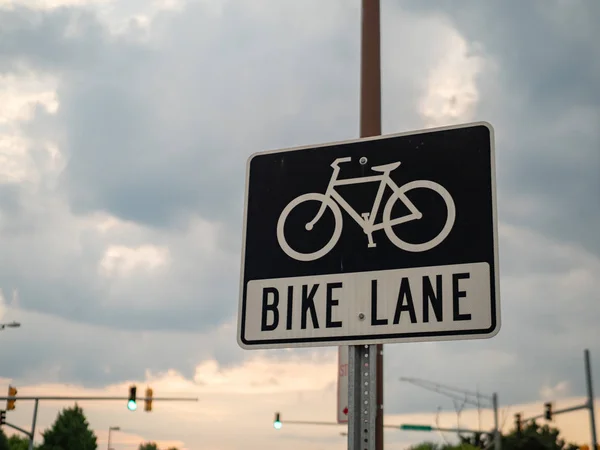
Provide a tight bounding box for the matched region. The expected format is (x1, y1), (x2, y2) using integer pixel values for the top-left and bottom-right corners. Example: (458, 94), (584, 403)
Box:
(2, 2), (361, 229)
(0, 0), (598, 414)
(0, 306), (238, 385)
(379, 0), (600, 414)
(397, 0), (600, 256)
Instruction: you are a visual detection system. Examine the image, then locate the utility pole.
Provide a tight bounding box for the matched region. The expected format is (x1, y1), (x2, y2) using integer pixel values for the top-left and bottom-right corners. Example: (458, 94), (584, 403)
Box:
(492, 392), (501, 450)
(349, 2), (383, 450)
(584, 349), (597, 450)
(400, 377), (502, 450)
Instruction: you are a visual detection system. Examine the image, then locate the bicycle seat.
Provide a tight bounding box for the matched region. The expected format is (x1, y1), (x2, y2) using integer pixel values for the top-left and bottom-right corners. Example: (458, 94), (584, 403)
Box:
(371, 162), (401, 172)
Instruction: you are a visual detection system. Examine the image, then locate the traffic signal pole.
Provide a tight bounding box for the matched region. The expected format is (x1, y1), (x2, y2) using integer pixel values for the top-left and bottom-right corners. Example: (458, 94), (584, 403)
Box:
(1, 399), (38, 450)
(0, 395), (197, 402)
(0, 394), (198, 450)
(1, 418), (33, 439)
(29, 399), (38, 450)
(525, 402), (591, 423)
(272, 414), (488, 437)
(585, 349), (598, 450)
(519, 350), (596, 450)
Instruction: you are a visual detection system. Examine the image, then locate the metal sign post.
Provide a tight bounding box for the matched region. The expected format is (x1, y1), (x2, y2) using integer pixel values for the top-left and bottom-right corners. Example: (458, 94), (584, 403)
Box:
(348, 344), (378, 450)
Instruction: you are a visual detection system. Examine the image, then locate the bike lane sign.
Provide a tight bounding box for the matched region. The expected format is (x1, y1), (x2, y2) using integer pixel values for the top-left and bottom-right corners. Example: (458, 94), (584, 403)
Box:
(237, 121), (500, 349)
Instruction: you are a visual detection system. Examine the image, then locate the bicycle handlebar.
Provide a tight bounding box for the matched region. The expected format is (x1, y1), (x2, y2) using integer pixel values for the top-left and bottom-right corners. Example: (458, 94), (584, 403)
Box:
(331, 157), (352, 167)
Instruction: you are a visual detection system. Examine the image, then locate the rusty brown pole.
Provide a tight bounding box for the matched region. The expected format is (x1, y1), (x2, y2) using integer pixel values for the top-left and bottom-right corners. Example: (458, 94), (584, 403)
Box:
(360, 1), (383, 450)
(360, 0), (382, 138)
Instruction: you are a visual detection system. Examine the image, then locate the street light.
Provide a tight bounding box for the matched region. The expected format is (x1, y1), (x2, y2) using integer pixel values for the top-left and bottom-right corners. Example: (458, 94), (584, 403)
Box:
(107, 426), (120, 450)
(0, 321), (21, 330)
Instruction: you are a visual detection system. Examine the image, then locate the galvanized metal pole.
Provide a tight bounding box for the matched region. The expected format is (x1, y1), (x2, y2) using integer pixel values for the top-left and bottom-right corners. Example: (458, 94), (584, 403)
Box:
(28, 399), (38, 450)
(492, 392), (502, 450)
(585, 349), (598, 449)
(348, 344), (378, 450)
(358, 2), (383, 449)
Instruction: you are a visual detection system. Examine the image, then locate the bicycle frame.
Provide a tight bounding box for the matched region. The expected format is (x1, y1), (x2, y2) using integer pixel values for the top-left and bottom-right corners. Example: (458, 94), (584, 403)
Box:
(306, 159), (421, 234)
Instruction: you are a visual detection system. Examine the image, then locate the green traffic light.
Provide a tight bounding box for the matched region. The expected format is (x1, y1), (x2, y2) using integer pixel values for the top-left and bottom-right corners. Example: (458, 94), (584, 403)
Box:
(127, 400), (137, 411)
(273, 420), (282, 430)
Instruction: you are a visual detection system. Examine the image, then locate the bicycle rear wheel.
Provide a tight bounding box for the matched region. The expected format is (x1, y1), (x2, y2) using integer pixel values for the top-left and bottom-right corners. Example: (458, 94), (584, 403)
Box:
(276, 193), (343, 262)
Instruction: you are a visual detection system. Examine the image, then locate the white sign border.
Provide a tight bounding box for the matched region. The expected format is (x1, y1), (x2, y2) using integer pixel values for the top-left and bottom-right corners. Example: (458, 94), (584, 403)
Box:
(237, 121), (500, 350)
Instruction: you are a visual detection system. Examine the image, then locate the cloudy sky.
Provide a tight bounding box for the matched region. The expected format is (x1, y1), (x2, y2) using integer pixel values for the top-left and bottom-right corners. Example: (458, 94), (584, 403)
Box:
(0, 0), (598, 449)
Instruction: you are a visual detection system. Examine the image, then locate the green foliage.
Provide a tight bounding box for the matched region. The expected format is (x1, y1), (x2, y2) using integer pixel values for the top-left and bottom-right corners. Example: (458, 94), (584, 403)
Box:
(39, 403), (97, 450)
(138, 443), (178, 450)
(6, 434), (40, 450)
(410, 420), (580, 450)
(138, 443), (159, 450)
(7, 435), (33, 450)
(503, 420), (579, 450)
(459, 432), (490, 448)
(406, 442), (442, 450)
(0, 429), (9, 450)
(407, 442), (479, 450)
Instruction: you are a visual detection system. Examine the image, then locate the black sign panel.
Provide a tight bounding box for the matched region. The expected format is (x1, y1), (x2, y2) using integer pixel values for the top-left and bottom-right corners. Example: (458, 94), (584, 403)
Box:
(237, 122), (499, 349)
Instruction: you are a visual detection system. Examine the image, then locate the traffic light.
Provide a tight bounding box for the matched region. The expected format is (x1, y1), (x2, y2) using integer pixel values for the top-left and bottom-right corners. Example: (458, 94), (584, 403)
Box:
(6, 386), (17, 410)
(544, 402), (553, 420)
(144, 387), (153, 412)
(514, 413), (522, 434)
(127, 385), (137, 411)
(0, 410), (5, 426)
(273, 412), (282, 430)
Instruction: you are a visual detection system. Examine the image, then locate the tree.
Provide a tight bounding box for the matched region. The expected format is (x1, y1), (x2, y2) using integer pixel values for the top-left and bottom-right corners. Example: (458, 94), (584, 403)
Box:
(407, 442), (479, 450)
(410, 420), (581, 450)
(7, 434), (41, 450)
(0, 429), (9, 450)
(138, 443), (179, 450)
(138, 443), (159, 450)
(7, 435), (34, 450)
(502, 420), (579, 450)
(39, 404), (97, 450)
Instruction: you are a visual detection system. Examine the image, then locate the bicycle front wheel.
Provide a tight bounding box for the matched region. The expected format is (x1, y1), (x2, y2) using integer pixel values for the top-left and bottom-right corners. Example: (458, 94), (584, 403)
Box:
(383, 180), (456, 252)
(276, 193), (343, 262)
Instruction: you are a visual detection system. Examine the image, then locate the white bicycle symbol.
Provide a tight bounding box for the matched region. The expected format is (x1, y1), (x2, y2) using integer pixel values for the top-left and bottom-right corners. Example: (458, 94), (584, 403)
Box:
(276, 157), (456, 262)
